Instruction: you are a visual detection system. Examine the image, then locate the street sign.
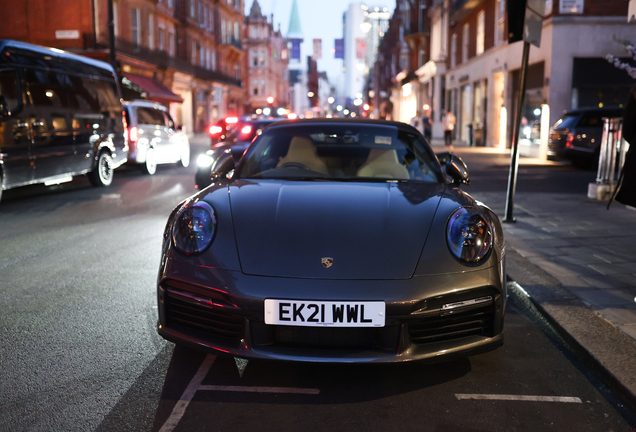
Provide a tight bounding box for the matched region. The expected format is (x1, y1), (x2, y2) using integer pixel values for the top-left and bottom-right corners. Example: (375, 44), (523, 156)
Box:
(507, 0), (545, 48)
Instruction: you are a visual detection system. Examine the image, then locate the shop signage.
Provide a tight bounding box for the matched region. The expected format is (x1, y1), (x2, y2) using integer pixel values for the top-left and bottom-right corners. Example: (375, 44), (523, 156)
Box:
(559, 0), (583, 14)
(55, 30), (80, 39)
(458, 74), (470, 83)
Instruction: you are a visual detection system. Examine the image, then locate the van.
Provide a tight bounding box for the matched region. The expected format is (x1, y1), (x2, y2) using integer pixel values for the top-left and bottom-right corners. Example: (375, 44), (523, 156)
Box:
(0, 40), (127, 203)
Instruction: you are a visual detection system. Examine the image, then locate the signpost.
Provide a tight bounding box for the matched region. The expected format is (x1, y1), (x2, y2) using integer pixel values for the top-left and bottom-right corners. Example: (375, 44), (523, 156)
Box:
(504, 0), (545, 223)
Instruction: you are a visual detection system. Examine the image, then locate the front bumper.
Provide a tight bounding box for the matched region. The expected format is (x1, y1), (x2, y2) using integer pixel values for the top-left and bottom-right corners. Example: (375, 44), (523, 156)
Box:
(157, 257), (506, 363)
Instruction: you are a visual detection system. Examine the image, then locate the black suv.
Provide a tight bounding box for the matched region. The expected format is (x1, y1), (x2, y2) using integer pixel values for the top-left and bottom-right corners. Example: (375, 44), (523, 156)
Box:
(0, 40), (127, 203)
(548, 106), (623, 168)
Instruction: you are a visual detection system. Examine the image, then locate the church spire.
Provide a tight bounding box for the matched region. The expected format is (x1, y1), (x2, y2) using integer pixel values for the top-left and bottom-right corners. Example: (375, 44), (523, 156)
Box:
(287, 0), (303, 39)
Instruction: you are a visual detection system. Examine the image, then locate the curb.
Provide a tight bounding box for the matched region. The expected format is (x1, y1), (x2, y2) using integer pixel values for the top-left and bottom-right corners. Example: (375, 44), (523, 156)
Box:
(507, 278), (636, 415)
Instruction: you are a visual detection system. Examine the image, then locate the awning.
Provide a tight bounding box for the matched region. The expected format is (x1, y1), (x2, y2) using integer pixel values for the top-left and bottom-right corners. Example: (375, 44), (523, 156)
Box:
(122, 73), (184, 104)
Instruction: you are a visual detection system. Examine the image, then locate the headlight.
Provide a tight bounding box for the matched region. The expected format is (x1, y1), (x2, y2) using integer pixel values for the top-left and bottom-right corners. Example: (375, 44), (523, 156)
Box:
(197, 154), (215, 168)
(446, 207), (493, 264)
(172, 201), (217, 255)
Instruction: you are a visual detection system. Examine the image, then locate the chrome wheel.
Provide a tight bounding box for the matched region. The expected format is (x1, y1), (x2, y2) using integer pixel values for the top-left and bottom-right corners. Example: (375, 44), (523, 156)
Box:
(144, 148), (157, 175)
(88, 151), (113, 187)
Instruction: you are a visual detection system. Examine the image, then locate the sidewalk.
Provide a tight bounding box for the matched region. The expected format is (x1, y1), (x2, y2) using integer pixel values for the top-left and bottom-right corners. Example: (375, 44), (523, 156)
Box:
(435, 139), (636, 411)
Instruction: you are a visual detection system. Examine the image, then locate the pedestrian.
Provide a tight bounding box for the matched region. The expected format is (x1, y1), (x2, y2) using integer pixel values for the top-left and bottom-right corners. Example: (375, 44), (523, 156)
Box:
(422, 112), (432, 142)
(410, 111), (424, 136)
(442, 110), (456, 151)
(609, 85), (636, 208)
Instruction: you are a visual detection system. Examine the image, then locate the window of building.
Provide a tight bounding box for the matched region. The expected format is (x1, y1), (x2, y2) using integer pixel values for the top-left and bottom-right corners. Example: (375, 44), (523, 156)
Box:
(190, 0), (195, 18)
(252, 27), (258, 38)
(159, 26), (165, 51)
(199, 2), (204, 26)
(113, 2), (119, 36)
(199, 45), (205, 67)
(450, 33), (457, 68)
(462, 23), (469, 63)
(167, 0), (173, 7)
(192, 41), (197, 63)
(235, 63), (240, 80)
(203, 5), (208, 28)
(206, 48), (211, 69)
(168, 30), (175, 56)
(476, 10), (485, 55)
(253, 79), (258, 95)
(234, 22), (239, 42)
(259, 50), (266, 67)
(495, 0), (505, 45)
(131, 9), (140, 46)
(260, 79), (265, 96)
(235, 0), (240, 8)
(148, 13), (154, 49)
(252, 50), (258, 67)
(221, 20), (226, 44)
(212, 51), (216, 70)
(209, 10), (214, 31)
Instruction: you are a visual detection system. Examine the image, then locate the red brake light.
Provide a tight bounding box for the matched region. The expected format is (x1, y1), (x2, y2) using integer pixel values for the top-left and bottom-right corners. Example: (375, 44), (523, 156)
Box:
(209, 125), (223, 135)
(225, 117), (238, 124)
(288, 113), (298, 120)
(241, 125), (252, 135)
(129, 126), (138, 143)
(566, 132), (574, 146)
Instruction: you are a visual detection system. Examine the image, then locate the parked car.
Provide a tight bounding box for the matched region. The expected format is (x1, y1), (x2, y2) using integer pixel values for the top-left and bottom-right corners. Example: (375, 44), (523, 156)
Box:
(0, 40), (127, 203)
(195, 117), (281, 189)
(123, 100), (190, 175)
(548, 106), (623, 168)
(157, 118), (506, 363)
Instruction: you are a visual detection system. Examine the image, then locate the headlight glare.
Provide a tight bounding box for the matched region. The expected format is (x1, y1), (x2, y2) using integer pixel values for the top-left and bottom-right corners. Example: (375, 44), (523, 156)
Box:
(446, 207), (493, 264)
(172, 201), (217, 255)
(197, 154), (215, 168)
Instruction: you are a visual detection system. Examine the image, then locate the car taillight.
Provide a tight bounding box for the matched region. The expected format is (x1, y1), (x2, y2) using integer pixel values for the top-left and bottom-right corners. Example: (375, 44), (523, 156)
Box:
(566, 132), (574, 146)
(241, 125), (252, 135)
(129, 126), (138, 143)
(225, 117), (238, 124)
(209, 125), (223, 135)
(122, 111), (128, 146)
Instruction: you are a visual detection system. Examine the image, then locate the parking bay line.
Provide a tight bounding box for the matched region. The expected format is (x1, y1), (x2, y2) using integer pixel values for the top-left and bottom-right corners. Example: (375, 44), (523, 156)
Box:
(158, 354), (217, 432)
(455, 394), (582, 403)
(158, 354), (320, 432)
(199, 385), (320, 394)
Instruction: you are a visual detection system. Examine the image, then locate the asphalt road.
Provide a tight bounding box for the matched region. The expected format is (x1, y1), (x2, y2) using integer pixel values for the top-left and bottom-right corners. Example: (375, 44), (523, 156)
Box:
(0, 138), (634, 431)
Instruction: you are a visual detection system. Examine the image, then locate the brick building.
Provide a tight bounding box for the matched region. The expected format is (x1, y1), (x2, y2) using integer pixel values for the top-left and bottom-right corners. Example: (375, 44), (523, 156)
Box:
(243, 0), (289, 112)
(0, 0), (247, 135)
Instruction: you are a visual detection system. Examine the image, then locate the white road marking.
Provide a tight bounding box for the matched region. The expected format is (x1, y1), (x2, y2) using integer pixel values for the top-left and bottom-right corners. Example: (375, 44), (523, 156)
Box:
(158, 354), (216, 432)
(199, 385), (320, 395)
(455, 394), (582, 403)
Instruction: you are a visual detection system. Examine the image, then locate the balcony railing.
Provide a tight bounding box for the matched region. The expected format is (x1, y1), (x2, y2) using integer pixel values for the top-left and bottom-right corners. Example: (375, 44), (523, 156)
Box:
(113, 38), (241, 87)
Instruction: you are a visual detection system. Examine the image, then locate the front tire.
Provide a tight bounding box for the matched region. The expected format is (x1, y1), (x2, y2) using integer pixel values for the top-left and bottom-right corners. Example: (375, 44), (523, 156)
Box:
(143, 148), (157, 175)
(88, 151), (113, 187)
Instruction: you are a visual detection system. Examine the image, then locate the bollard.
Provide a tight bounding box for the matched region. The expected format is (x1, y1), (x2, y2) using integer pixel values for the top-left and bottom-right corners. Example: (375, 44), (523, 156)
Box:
(589, 118), (628, 200)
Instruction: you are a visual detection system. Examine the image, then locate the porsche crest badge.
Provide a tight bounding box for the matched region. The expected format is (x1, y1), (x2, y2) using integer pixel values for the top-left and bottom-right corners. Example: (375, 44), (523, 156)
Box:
(321, 257), (334, 268)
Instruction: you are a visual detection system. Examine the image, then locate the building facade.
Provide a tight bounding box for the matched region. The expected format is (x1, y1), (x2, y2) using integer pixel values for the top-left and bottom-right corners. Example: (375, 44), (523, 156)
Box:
(0, 0), (246, 135)
(375, 0), (635, 156)
(244, 0), (289, 113)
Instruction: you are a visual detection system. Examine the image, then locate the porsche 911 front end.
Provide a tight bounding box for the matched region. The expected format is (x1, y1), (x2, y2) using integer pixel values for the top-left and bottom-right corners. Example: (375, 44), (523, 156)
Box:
(157, 119), (505, 363)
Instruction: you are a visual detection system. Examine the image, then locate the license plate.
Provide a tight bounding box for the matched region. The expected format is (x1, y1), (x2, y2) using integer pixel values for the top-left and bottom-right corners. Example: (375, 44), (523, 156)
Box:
(264, 299), (385, 327)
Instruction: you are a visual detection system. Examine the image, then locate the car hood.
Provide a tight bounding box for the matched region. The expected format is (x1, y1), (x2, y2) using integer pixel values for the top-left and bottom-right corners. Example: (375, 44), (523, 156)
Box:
(228, 180), (445, 279)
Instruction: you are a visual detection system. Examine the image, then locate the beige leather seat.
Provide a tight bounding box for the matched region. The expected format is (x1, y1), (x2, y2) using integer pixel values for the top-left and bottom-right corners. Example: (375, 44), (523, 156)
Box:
(357, 149), (409, 179)
(276, 136), (329, 174)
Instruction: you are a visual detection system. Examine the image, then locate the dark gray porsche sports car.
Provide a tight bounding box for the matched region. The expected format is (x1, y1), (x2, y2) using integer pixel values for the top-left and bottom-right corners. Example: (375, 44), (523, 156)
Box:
(157, 119), (506, 363)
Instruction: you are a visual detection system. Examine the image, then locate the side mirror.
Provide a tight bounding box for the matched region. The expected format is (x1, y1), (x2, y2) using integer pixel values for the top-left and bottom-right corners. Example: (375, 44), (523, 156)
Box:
(211, 149), (236, 182)
(445, 154), (470, 186)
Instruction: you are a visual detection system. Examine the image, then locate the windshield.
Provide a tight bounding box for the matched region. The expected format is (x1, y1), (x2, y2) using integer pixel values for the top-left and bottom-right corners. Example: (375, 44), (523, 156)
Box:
(235, 123), (444, 183)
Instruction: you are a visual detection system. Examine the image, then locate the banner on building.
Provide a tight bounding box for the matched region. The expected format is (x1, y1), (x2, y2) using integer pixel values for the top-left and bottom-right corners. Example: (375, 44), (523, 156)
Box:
(334, 38), (344, 59)
(356, 38), (366, 59)
(290, 39), (302, 61)
(313, 39), (322, 60)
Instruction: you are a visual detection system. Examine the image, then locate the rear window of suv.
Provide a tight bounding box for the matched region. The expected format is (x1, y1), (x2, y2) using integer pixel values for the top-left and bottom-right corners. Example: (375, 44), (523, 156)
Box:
(553, 113), (580, 130)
